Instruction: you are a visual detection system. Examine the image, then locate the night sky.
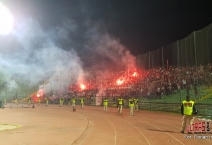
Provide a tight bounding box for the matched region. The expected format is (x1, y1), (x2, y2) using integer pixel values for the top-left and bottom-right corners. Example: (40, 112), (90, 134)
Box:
(1, 0), (212, 56)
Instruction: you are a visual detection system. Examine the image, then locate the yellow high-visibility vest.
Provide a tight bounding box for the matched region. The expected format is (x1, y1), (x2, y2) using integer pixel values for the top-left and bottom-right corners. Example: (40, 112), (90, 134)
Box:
(45, 98), (49, 102)
(182, 100), (194, 115)
(103, 99), (108, 105)
(129, 99), (134, 107)
(118, 98), (123, 105)
(72, 98), (76, 103)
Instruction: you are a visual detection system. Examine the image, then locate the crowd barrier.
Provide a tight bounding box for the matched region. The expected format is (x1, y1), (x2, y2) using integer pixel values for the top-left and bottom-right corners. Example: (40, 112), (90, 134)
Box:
(2, 97), (212, 120)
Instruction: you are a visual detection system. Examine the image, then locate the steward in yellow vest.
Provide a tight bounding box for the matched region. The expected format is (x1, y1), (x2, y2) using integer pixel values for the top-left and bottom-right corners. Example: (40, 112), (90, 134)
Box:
(180, 96), (197, 134)
(129, 98), (134, 116)
(59, 98), (64, 107)
(103, 98), (108, 111)
(45, 97), (49, 106)
(72, 98), (76, 107)
(38, 98), (41, 106)
(117, 98), (124, 113)
(28, 97), (31, 105)
(80, 98), (84, 109)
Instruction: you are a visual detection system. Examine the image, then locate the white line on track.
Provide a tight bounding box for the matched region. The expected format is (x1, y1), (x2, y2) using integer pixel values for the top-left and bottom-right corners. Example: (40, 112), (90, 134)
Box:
(92, 112), (117, 145)
(103, 117), (117, 145)
(137, 114), (181, 129)
(80, 112), (117, 145)
(137, 113), (212, 143)
(118, 117), (151, 145)
(138, 119), (185, 145)
(72, 115), (94, 145)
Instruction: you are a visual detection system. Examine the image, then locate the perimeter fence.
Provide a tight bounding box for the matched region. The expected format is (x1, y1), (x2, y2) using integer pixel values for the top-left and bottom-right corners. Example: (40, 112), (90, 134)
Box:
(137, 23), (212, 118)
(137, 23), (212, 69)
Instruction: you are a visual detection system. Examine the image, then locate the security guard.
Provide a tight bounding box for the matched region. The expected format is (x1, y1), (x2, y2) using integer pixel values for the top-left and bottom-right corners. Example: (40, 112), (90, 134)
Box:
(68, 97), (71, 106)
(117, 97), (124, 113)
(59, 98), (63, 107)
(80, 98), (84, 109)
(28, 96), (31, 105)
(133, 97), (139, 112)
(4, 98), (7, 105)
(103, 98), (108, 111)
(15, 98), (19, 105)
(37, 98), (41, 106)
(129, 98), (134, 116)
(72, 97), (76, 108)
(45, 97), (49, 106)
(180, 96), (197, 134)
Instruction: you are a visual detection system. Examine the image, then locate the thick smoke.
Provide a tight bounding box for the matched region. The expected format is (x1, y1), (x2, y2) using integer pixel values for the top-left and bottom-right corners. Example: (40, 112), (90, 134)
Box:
(85, 26), (136, 71)
(0, 5), (136, 99)
(0, 17), (83, 98)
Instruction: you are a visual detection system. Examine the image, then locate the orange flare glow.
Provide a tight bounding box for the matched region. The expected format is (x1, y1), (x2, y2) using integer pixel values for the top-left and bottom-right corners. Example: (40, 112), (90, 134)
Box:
(132, 72), (138, 77)
(116, 79), (124, 85)
(80, 84), (86, 90)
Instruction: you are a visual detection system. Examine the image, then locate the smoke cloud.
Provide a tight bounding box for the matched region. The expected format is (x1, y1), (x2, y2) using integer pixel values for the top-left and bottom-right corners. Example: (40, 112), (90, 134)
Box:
(0, 6), (136, 99)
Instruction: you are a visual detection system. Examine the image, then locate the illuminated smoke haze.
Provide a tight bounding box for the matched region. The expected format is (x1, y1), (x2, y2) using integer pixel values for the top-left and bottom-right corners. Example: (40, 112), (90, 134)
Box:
(0, 4), (136, 98)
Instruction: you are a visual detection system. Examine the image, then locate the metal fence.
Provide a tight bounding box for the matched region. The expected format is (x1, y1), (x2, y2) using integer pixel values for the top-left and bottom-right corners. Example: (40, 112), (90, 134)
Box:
(137, 23), (212, 69)
(136, 23), (212, 118)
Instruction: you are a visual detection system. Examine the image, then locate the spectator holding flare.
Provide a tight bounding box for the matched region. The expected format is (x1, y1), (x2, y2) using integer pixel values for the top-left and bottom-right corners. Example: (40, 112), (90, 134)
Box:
(103, 98), (108, 111)
(180, 95), (197, 134)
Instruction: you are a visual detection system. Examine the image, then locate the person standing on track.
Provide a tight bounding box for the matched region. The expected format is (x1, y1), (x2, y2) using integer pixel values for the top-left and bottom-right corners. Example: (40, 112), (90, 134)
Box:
(59, 98), (63, 107)
(15, 97), (19, 105)
(129, 97), (134, 116)
(13, 93), (18, 105)
(180, 95), (197, 134)
(38, 97), (41, 106)
(45, 97), (49, 106)
(133, 97), (139, 112)
(72, 97), (76, 108)
(59, 98), (64, 107)
(28, 96), (31, 105)
(80, 98), (84, 109)
(68, 97), (71, 106)
(117, 97), (124, 113)
(103, 98), (108, 111)
(4, 98), (7, 105)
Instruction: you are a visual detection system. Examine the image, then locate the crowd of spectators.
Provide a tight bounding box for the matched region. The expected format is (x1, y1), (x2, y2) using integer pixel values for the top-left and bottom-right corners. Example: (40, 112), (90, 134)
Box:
(67, 63), (212, 99)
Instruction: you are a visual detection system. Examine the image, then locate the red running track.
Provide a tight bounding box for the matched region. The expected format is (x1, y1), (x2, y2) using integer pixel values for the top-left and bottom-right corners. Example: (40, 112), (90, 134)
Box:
(0, 104), (212, 145)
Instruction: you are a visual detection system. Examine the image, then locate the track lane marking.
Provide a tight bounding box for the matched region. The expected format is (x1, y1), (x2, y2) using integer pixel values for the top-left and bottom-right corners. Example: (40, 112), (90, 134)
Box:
(103, 117), (117, 145)
(72, 115), (94, 145)
(137, 113), (212, 143)
(138, 119), (185, 145)
(118, 117), (151, 145)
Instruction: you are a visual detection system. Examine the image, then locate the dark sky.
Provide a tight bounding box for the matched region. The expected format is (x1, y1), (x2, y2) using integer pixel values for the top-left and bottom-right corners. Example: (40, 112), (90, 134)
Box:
(1, 0), (212, 55)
